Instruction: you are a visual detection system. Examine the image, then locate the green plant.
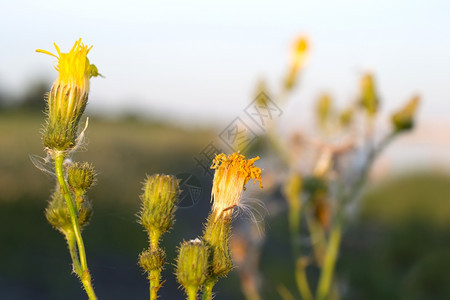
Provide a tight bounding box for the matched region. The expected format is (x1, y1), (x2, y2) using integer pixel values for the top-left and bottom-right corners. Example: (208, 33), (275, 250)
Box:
(35, 39), (101, 299)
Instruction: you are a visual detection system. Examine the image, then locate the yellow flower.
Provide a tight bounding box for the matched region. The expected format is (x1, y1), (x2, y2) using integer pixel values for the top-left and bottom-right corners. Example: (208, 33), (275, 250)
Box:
(37, 39), (100, 151)
(292, 36), (309, 72)
(285, 36), (309, 90)
(210, 152), (262, 219)
(36, 38), (99, 92)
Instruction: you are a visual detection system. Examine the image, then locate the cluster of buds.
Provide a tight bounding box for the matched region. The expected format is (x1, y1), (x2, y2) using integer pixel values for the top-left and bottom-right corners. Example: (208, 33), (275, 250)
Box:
(37, 39), (101, 154)
(38, 39), (99, 237)
(37, 39), (100, 299)
(173, 152), (263, 299)
(137, 174), (180, 299)
(45, 161), (95, 235)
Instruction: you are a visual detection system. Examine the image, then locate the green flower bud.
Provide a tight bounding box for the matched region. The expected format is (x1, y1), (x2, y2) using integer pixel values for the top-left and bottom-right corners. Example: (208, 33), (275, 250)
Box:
(45, 188), (92, 234)
(176, 239), (209, 296)
(77, 197), (93, 230)
(391, 95), (420, 132)
(45, 189), (71, 233)
(359, 73), (379, 117)
(67, 162), (96, 194)
(139, 248), (166, 272)
(138, 174), (180, 235)
(339, 106), (354, 128)
(316, 93), (333, 129)
(203, 215), (233, 278)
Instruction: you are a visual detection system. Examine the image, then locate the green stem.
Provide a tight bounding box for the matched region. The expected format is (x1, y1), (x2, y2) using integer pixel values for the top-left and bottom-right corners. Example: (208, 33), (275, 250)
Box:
(147, 231), (162, 300)
(149, 270), (161, 300)
(187, 287), (198, 300)
(149, 231), (161, 250)
(54, 153), (97, 300)
(65, 230), (82, 277)
(202, 278), (216, 300)
(294, 259), (313, 300)
(316, 215), (343, 300)
(314, 133), (397, 300)
(305, 214), (327, 267)
(81, 271), (97, 300)
(286, 185), (313, 300)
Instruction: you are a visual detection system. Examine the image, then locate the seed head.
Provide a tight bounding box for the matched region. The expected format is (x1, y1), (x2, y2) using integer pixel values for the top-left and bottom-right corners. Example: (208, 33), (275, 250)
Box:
(210, 152), (262, 220)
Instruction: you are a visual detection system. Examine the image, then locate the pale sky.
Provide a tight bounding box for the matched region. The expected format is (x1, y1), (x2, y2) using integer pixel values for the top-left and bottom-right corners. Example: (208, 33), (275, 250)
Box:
(1, 0), (449, 125)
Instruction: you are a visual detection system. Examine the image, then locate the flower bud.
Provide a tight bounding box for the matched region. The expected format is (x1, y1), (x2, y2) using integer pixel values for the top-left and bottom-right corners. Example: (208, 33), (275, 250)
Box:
(67, 162), (96, 194)
(391, 95), (420, 132)
(285, 36), (309, 90)
(203, 215), (233, 278)
(316, 93), (333, 129)
(176, 239), (209, 295)
(37, 39), (100, 151)
(359, 73), (379, 117)
(45, 189), (71, 234)
(139, 248), (166, 272)
(45, 188), (92, 234)
(138, 174), (180, 235)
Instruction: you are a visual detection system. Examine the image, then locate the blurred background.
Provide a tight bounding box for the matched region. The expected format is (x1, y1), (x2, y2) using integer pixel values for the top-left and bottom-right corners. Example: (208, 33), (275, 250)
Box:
(1, 0), (450, 299)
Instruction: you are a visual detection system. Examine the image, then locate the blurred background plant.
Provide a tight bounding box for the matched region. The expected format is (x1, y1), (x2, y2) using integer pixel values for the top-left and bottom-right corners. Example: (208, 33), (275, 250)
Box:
(243, 36), (422, 300)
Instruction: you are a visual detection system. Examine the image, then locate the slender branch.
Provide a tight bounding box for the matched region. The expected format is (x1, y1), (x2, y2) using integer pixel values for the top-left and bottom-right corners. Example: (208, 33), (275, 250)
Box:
(286, 189), (313, 300)
(316, 131), (398, 300)
(54, 153), (97, 300)
(65, 230), (82, 277)
(315, 214), (343, 300)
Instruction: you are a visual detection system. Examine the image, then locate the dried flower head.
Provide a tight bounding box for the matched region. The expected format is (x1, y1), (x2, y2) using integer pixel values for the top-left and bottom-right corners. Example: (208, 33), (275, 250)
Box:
(210, 152), (262, 220)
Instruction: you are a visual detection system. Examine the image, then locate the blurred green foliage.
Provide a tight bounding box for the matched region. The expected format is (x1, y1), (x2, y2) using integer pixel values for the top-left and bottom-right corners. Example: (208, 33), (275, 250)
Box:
(1, 111), (450, 299)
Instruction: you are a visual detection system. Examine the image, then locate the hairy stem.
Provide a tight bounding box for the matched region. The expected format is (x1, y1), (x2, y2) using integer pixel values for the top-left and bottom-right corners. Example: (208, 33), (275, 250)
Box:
(54, 153), (97, 300)
(187, 287), (198, 300)
(149, 270), (161, 300)
(202, 278), (216, 300)
(65, 230), (82, 277)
